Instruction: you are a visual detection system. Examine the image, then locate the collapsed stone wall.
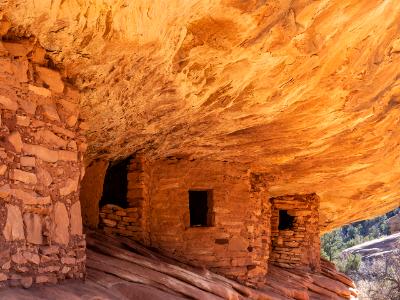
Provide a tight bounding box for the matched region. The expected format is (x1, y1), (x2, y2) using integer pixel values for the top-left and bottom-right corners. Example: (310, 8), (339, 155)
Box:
(0, 40), (86, 287)
(270, 194), (320, 271)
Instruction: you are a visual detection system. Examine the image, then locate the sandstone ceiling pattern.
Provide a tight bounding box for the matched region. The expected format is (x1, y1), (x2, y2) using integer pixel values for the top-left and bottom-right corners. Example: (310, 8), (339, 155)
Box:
(1, 0), (400, 231)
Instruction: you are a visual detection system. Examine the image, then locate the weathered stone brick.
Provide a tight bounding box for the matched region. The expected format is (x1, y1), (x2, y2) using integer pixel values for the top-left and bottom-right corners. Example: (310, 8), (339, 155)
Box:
(11, 169), (37, 185)
(0, 95), (18, 111)
(3, 205), (25, 241)
(23, 213), (42, 245)
(7, 131), (23, 152)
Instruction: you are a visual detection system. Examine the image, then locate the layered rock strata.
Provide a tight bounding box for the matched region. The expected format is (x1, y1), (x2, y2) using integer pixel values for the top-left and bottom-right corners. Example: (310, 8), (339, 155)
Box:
(0, 40), (86, 287)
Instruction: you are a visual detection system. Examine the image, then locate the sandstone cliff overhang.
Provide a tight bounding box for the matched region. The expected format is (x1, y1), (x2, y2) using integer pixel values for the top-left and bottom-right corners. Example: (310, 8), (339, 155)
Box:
(1, 0), (400, 232)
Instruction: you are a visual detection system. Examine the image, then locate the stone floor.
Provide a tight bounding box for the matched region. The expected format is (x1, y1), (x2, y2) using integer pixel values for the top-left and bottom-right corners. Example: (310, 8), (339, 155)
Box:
(0, 274), (186, 300)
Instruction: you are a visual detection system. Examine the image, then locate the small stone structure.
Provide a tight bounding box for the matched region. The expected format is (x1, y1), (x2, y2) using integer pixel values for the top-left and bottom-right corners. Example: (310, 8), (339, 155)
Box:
(270, 194), (320, 271)
(99, 157), (270, 283)
(99, 156), (322, 283)
(0, 40), (86, 287)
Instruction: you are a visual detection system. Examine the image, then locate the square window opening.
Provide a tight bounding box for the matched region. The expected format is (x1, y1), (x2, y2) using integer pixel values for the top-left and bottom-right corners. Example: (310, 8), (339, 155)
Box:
(278, 210), (295, 230)
(189, 190), (213, 227)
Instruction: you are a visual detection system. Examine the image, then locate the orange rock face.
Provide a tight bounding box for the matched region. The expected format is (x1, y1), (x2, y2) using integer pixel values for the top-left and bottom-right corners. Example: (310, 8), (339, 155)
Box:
(1, 1), (400, 233)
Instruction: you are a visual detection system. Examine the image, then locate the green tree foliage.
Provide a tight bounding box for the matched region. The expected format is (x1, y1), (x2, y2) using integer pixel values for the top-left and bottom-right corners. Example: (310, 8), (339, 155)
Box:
(320, 207), (400, 299)
(321, 229), (343, 261)
(321, 207), (400, 262)
(339, 253), (361, 274)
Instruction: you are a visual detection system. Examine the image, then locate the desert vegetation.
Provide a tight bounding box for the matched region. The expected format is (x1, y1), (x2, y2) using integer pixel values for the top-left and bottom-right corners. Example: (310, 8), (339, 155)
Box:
(321, 208), (400, 299)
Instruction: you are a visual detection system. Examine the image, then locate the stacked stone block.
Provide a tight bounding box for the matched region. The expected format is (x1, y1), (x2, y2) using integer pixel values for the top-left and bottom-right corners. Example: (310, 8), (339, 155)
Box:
(270, 194), (320, 271)
(0, 40), (86, 287)
(99, 204), (141, 238)
(99, 155), (150, 244)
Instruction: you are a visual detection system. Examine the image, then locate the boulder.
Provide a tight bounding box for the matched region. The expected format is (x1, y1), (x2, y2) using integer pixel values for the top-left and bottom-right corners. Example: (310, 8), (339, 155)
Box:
(20, 276), (33, 289)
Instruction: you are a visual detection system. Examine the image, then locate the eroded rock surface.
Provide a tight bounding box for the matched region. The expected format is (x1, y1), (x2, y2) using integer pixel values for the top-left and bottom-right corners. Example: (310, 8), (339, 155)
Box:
(343, 232), (400, 260)
(1, 1), (400, 231)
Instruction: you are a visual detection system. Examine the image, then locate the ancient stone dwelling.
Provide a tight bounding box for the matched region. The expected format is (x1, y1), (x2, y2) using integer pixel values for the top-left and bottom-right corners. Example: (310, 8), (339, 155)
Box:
(93, 156), (321, 283)
(0, 40), (323, 287)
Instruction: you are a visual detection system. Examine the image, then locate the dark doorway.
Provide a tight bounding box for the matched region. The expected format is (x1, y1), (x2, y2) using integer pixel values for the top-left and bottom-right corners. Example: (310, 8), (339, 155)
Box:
(278, 210), (295, 230)
(189, 190), (212, 227)
(99, 157), (131, 209)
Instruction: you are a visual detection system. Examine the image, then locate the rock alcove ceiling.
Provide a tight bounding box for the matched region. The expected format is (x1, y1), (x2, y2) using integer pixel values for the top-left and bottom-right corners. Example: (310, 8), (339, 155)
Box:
(1, 0), (400, 232)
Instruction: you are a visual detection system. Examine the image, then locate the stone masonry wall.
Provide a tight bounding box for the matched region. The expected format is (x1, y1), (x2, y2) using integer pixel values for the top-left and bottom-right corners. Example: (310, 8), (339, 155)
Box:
(270, 194), (320, 271)
(0, 40), (86, 287)
(99, 158), (271, 284)
(99, 204), (143, 239)
(99, 155), (150, 245)
(147, 159), (270, 284)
